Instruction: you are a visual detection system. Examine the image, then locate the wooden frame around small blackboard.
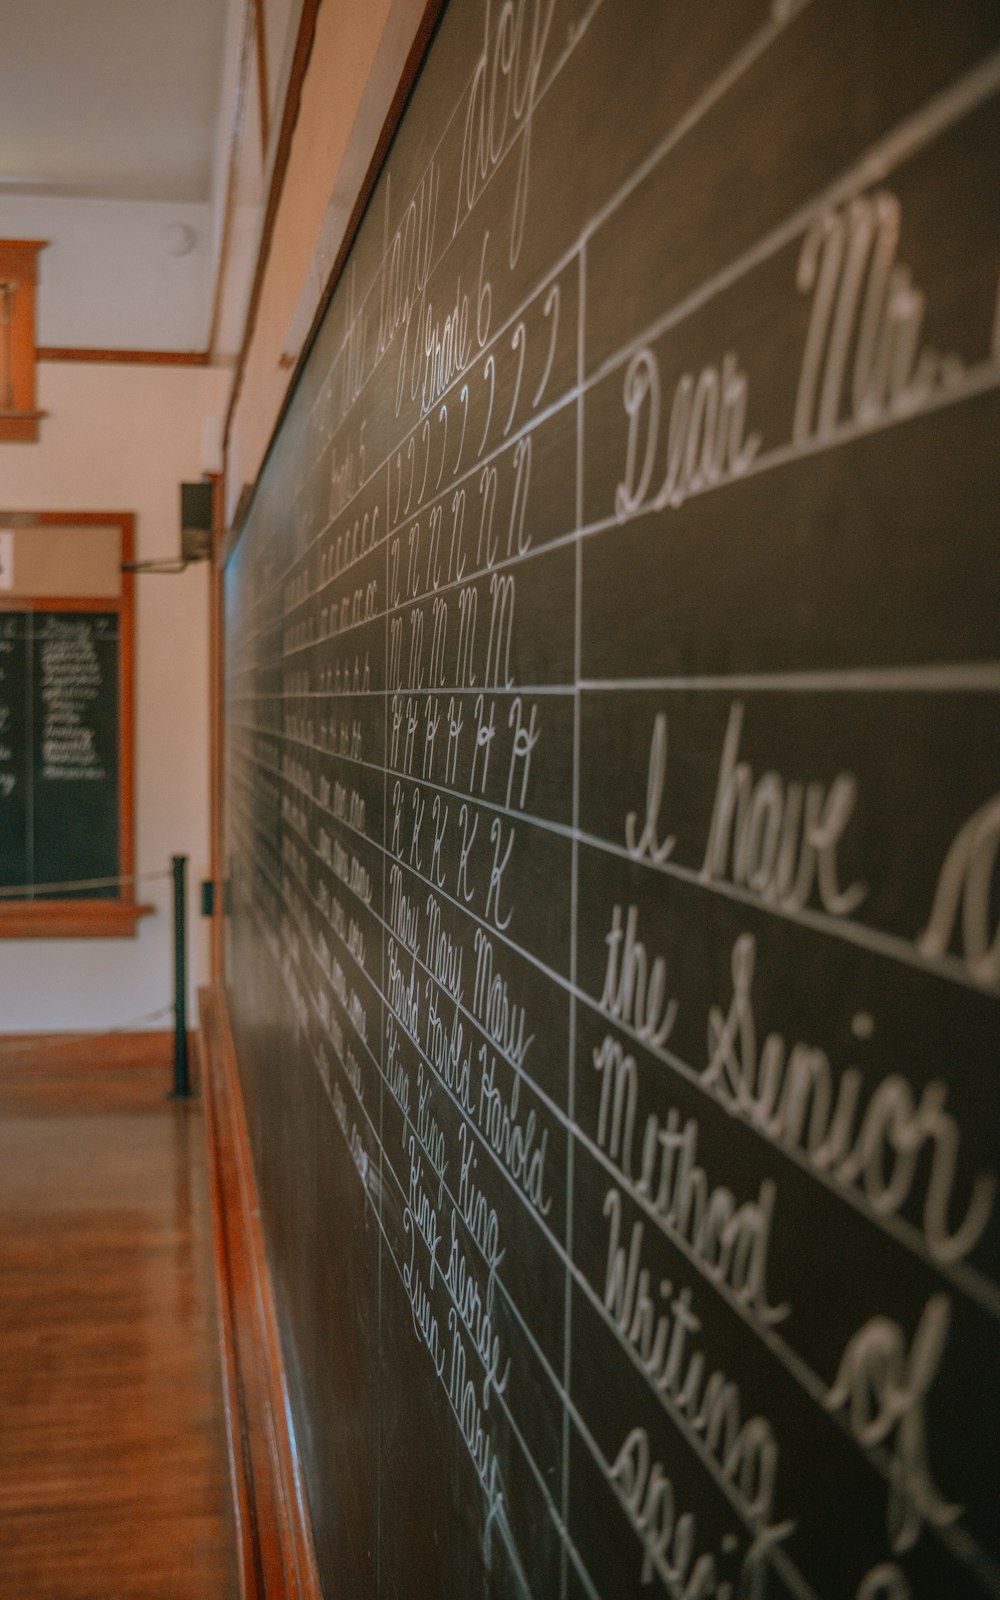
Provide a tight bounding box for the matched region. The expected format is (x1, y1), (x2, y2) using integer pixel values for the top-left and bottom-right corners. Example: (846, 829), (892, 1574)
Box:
(0, 510), (151, 937)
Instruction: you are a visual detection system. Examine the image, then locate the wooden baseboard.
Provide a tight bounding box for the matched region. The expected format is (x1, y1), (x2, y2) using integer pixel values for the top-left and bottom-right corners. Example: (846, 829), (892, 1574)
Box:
(0, 1028), (182, 1070)
(199, 985), (321, 1600)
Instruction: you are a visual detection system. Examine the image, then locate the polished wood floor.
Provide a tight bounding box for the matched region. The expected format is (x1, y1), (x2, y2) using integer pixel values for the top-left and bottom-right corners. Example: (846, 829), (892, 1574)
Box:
(0, 1039), (236, 1598)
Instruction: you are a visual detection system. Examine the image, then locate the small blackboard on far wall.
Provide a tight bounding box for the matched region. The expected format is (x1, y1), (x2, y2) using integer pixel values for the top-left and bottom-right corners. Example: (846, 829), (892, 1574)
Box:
(0, 512), (148, 938)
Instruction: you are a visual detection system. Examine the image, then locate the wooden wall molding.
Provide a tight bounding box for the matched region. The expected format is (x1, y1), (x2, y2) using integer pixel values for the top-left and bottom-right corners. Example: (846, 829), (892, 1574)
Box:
(206, 0), (260, 364)
(0, 240), (46, 441)
(36, 347), (210, 366)
(220, 0), (321, 455)
(199, 984), (322, 1600)
(252, 0), (271, 161)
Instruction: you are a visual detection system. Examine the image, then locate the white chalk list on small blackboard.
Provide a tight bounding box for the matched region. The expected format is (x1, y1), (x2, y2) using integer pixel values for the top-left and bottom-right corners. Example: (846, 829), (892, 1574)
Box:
(221, 3), (1000, 1596)
(0, 610), (120, 894)
(0, 513), (139, 937)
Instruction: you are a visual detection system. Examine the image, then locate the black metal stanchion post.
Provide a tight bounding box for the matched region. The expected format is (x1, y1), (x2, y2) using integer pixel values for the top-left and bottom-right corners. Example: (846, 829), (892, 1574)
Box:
(170, 854), (192, 1098)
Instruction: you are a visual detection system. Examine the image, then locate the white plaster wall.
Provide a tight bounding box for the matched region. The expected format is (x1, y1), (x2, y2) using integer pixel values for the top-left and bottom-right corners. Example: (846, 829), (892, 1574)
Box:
(0, 195), (213, 350)
(0, 359), (229, 1032)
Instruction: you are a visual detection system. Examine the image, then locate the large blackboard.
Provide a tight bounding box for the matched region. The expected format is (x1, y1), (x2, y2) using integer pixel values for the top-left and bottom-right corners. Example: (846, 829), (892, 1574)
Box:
(0, 611), (120, 899)
(221, 3), (1000, 1596)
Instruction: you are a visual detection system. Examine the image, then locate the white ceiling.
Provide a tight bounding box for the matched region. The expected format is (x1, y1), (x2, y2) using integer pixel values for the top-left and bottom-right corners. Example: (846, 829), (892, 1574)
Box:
(0, 0), (230, 202)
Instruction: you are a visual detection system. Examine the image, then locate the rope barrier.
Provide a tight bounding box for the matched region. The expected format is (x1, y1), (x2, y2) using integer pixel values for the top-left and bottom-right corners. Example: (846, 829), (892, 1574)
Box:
(0, 1006), (176, 1055)
(0, 868), (173, 900)
(0, 854), (194, 1097)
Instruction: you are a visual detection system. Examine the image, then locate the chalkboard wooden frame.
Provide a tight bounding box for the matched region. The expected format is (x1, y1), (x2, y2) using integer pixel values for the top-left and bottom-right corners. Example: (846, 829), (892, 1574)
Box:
(0, 510), (149, 938)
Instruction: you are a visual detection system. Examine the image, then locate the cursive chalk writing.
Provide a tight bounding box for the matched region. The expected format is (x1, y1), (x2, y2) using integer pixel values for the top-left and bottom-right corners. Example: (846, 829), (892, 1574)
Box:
(826, 1295), (959, 1551)
(705, 933), (996, 1263)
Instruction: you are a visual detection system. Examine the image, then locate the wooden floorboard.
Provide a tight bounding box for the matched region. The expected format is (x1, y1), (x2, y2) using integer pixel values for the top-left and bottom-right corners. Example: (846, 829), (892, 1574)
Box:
(0, 1042), (236, 1598)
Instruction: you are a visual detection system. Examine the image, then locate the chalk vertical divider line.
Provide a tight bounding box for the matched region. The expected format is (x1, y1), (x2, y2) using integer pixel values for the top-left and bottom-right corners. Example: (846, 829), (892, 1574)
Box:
(378, 452), (390, 1596)
(561, 236), (588, 1599)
